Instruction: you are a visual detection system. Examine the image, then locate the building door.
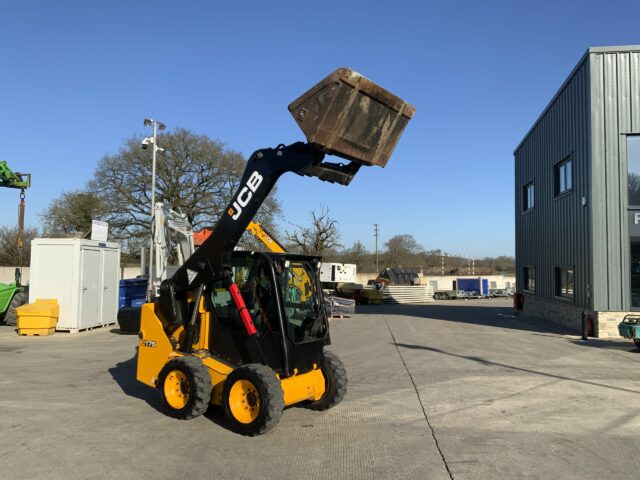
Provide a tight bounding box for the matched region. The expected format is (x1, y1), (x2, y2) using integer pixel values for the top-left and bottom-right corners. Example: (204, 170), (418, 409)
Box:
(100, 249), (119, 325)
(79, 248), (101, 329)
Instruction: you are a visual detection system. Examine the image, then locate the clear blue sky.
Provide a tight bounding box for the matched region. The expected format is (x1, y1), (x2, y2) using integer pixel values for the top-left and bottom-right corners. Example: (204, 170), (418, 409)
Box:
(1, 1), (638, 258)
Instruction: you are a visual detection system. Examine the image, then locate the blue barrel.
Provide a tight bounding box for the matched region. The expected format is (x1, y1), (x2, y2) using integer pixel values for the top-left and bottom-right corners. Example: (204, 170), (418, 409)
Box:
(119, 277), (148, 308)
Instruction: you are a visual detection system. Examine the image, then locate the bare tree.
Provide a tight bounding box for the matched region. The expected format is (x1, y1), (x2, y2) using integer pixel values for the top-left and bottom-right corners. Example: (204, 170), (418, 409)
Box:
(0, 226), (38, 266)
(384, 234), (423, 267)
(285, 206), (341, 256)
(343, 240), (369, 271)
(45, 128), (281, 252)
(41, 190), (108, 237)
(326, 239), (515, 275)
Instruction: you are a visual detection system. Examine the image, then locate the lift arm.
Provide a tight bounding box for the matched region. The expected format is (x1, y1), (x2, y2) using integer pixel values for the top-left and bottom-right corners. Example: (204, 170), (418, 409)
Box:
(156, 67), (415, 329)
(0, 161), (30, 190)
(156, 142), (361, 326)
(168, 142), (358, 293)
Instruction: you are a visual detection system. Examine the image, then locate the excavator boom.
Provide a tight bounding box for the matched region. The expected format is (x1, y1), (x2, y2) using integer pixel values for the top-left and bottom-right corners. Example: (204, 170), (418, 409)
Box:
(194, 221), (285, 253)
(245, 221), (286, 253)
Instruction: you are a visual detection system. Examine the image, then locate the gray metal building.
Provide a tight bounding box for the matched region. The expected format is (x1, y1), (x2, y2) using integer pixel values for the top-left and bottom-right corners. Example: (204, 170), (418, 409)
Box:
(515, 45), (640, 337)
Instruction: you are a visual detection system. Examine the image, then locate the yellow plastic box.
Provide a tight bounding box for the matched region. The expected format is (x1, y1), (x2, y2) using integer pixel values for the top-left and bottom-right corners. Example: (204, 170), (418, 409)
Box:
(16, 299), (59, 336)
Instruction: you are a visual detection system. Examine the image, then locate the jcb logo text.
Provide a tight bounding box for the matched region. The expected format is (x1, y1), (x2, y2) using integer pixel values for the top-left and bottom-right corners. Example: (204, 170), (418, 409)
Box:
(228, 171), (263, 221)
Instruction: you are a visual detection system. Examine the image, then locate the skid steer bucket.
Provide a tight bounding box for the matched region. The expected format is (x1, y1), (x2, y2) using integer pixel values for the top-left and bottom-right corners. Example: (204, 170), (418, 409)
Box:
(288, 68), (415, 168)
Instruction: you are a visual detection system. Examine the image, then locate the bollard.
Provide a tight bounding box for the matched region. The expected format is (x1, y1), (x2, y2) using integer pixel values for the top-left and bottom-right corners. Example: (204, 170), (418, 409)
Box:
(581, 311), (588, 340)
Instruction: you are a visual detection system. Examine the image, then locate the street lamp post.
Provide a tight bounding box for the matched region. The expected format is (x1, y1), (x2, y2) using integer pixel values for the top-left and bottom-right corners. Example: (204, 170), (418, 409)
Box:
(143, 118), (166, 300)
(374, 223), (380, 274)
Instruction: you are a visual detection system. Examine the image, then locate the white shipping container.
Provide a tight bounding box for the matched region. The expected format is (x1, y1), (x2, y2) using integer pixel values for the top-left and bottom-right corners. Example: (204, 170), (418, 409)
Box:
(320, 263), (357, 283)
(29, 238), (121, 332)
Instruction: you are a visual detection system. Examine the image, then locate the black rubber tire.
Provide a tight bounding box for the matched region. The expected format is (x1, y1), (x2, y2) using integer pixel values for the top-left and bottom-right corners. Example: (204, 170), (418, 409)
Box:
(117, 306), (141, 332)
(222, 364), (284, 436)
(3, 292), (27, 326)
(157, 356), (212, 420)
(305, 350), (347, 411)
(634, 339), (640, 348)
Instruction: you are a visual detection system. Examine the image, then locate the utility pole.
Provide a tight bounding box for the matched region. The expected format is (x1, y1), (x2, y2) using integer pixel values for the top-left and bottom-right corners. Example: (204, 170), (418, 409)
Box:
(374, 223), (380, 274)
(472, 256), (475, 275)
(441, 254), (445, 276)
(143, 118), (166, 300)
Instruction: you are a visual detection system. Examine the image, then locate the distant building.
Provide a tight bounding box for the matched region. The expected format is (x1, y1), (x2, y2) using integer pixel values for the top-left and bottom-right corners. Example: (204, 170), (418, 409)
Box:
(515, 45), (640, 337)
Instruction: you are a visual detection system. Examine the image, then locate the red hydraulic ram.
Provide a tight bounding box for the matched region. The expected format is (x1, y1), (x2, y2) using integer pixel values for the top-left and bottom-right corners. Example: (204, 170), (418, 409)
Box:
(228, 283), (257, 335)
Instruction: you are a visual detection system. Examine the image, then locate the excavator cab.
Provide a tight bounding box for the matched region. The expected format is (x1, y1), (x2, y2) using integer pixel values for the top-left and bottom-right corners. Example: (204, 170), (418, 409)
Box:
(136, 68), (414, 435)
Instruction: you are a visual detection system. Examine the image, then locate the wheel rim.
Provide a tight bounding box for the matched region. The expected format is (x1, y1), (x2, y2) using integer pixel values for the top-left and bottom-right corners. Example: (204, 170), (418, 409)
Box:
(164, 370), (190, 409)
(228, 379), (261, 424)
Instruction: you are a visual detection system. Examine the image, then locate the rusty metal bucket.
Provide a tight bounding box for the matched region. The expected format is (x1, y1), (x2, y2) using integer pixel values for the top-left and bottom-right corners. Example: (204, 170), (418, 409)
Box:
(288, 68), (415, 167)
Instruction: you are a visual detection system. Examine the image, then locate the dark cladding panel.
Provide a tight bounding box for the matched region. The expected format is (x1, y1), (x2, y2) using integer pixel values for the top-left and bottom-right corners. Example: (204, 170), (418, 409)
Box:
(514, 53), (592, 309)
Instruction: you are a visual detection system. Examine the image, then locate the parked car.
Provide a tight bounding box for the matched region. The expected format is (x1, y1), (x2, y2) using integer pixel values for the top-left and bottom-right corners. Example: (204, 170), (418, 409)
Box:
(490, 289), (513, 298)
(465, 290), (484, 299)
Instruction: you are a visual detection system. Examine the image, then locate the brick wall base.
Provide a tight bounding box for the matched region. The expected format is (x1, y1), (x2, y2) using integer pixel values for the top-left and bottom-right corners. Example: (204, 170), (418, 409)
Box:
(521, 294), (627, 338)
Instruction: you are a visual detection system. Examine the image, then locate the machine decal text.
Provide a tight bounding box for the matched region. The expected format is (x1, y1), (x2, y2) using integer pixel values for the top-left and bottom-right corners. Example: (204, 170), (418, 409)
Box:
(186, 269), (198, 284)
(230, 171), (263, 220)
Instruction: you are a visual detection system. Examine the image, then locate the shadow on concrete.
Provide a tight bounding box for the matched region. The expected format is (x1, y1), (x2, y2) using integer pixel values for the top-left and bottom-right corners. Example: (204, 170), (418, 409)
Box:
(567, 338), (640, 364)
(107, 352), (245, 432)
(108, 352), (234, 431)
(358, 302), (579, 336)
(203, 397), (306, 433)
(394, 341), (640, 395)
(569, 338), (639, 352)
(110, 328), (138, 335)
(108, 351), (162, 411)
(203, 406), (232, 430)
(369, 302), (640, 361)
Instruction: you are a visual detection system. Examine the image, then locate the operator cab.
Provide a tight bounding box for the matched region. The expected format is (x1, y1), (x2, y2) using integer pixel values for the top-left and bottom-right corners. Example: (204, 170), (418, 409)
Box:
(208, 251), (327, 375)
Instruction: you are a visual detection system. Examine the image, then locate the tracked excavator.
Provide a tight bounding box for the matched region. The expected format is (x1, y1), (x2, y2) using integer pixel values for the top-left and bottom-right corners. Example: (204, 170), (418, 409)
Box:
(135, 68), (415, 435)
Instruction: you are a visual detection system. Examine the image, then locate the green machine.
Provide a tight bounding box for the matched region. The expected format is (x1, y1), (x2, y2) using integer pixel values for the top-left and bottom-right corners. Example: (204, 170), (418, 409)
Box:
(0, 160), (30, 326)
(618, 315), (640, 348)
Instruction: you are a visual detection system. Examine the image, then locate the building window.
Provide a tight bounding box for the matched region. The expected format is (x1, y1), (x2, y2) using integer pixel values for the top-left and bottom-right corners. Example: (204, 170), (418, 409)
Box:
(523, 181), (535, 211)
(629, 136), (640, 207)
(555, 157), (573, 196)
(555, 267), (575, 299)
(523, 266), (535, 292)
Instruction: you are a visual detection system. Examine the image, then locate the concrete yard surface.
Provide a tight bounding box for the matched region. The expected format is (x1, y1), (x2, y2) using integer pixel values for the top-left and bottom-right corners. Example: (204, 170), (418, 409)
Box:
(1, 298), (640, 479)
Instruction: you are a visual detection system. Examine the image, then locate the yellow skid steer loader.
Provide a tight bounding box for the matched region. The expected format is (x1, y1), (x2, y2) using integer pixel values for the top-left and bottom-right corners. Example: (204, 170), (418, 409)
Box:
(136, 68), (414, 435)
